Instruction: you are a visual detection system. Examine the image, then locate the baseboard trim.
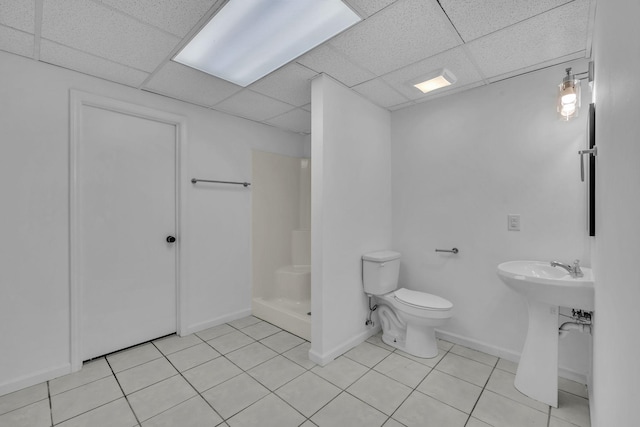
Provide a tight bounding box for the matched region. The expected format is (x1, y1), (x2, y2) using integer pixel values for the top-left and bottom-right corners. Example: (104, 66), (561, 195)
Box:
(435, 329), (588, 384)
(183, 308), (252, 336)
(0, 363), (71, 397)
(309, 325), (381, 366)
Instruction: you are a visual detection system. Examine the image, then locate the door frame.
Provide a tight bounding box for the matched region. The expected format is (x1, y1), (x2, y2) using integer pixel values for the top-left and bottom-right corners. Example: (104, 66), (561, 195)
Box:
(69, 90), (188, 371)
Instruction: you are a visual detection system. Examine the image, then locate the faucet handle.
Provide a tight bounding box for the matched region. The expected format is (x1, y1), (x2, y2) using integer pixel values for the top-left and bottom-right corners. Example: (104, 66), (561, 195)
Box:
(573, 259), (584, 277)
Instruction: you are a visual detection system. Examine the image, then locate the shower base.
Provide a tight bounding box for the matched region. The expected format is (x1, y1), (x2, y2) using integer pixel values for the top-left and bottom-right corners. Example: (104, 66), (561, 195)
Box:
(252, 296), (311, 341)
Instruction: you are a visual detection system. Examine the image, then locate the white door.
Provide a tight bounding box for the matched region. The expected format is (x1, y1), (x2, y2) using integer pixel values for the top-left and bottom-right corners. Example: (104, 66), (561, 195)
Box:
(79, 104), (177, 360)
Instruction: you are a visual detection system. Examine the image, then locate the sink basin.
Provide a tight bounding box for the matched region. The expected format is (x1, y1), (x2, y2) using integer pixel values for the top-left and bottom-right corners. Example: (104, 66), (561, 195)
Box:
(496, 260), (595, 407)
(497, 260), (594, 310)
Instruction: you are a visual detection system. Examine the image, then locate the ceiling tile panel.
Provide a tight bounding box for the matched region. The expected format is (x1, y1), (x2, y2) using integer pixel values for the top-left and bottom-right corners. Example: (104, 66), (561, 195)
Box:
(96, 0), (216, 37)
(330, 0), (462, 76)
(266, 109), (312, 134)
(40, 40), (149, 88)
(382, 46), (484, 100)
(42, 0), (180, 72)
(343, 0), (398, 18)
(296, 44), (375, 88)
(466, 0), (590, 79)
(352, 78), (410, 108)
(0, 24), (33, 58)
(439, 0), (572, 42)
(213, 90), (295, 122)
(0, 0), (34, 33)
(249, 63), (318, 107)
(144, 61), (241, 107)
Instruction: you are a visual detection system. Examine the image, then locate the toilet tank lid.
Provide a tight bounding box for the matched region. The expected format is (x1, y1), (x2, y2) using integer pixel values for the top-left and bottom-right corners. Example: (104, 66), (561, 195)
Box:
(362, 251), (401, 262)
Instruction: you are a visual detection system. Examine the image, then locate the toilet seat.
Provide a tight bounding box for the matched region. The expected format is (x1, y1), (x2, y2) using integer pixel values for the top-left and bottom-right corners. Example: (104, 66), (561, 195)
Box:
(393, 288), (452, 311)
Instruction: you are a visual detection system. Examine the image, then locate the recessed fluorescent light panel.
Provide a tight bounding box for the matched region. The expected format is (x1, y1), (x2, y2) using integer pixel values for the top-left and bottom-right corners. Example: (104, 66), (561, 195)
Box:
(411, 69), (457, 94)
(174, 0), (361, 87)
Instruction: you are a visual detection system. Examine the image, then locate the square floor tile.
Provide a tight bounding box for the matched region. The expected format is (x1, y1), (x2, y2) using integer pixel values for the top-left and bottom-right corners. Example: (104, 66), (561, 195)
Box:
(549, 416), (584, 427)
(558, 377), (588, 399)
(153, 334), (202, 356)
(310, 392), (387, 427)
(383, 418), (405, 427)
(343, 342), (391, 368)
(202, 373), (270, 419)
(435, 353), (493, 387)
(450, 345), (498, 367)
(226, 394), (305, 427)
(241, 321), (281, 340)
(437, 339), (454, 351)
(393, 390), (468, 427)
(485, 368), (549, 413)
(311, 356), (368, 389)
(226, 342), (278, 371)
(107, 343), (163, 373)
(283, 342), (316, 369)
(56, 398), (137, 427)
(347, 370), (412, 415)
(50, 358), (112, 395)
(116, 357), (178, 395)
(417, 369), (482, 414)
(51, 376), (123, 424)
(259, 331), (305, 353)
(496, 358), (518, 374)
(395, 348), (446, 367)
(276, 372), (341, 417)
(0, 382), (48, 415)
(142, 396), (222, 427)
(128, 375), (197, 422)
(366, 333), (395, 351)
(166, 343), (220, 371)
(207, 331), (254, 354)
(466, 417), (493, 427)
(183, 357), (243, 393)
(228, 316), (261, 329)
(373, 353), (432, 388)
(196, 324), (236, 341)
(472, 390), (548, 427)
(551, 390), (590, 427)
(247, 355), (306, 391)
(0, 399), (51, 427)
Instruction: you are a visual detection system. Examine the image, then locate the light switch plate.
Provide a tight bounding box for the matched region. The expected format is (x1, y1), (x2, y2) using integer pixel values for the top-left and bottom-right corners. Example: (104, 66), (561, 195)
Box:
(508, 214), (520, 231)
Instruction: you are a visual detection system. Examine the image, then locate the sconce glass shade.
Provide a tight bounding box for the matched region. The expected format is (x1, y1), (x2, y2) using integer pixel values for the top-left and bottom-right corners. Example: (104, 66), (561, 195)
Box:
(557, 68), (581, 121)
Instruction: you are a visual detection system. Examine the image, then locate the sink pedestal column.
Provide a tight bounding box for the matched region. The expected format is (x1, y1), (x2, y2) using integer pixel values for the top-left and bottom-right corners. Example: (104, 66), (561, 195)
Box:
(514, 300), (559, 407)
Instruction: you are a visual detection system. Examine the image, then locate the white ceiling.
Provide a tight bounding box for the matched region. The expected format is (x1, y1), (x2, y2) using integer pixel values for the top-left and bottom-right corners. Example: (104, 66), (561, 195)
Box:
(0, 0), (595, 135)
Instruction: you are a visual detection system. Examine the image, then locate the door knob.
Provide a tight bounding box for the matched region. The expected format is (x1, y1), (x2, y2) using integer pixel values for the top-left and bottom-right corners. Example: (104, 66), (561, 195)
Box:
(166, 236), (176, 243)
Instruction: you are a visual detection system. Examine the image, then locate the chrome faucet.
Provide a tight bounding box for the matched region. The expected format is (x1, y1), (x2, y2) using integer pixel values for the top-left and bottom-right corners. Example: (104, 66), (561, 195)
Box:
(550, 259), (584, 278)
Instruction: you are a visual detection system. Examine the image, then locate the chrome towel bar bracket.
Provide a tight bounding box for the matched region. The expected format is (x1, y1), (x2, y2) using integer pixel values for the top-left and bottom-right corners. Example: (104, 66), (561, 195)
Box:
(435, 248), (459, 254)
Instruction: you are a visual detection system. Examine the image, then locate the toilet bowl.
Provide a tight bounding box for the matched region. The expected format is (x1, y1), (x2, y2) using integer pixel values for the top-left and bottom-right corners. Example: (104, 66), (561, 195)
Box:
(362, 251), (453, 358)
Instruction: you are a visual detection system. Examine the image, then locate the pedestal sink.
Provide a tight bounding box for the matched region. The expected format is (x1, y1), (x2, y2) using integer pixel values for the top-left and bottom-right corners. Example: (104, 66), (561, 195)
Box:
(497, 261), (594, 407)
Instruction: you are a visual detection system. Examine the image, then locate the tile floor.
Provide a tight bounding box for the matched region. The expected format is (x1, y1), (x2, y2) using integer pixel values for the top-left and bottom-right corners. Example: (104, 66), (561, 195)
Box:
(0, 316), (590, 427)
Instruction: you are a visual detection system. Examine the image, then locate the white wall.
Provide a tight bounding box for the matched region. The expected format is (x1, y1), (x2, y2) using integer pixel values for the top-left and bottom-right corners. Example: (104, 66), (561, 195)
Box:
(391, 61), (592, 379)
(310, 75), (392, 364)
(0, 51), (305, 395)
(590, 1), (640, 425)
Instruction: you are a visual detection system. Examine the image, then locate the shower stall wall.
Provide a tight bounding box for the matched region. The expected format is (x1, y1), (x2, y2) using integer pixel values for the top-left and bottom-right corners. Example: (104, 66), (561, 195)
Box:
(252, 151), (311, 340)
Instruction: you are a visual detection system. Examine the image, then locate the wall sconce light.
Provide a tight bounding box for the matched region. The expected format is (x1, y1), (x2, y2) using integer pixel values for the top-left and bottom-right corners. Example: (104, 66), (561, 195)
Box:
(557, 62), (594, 121)
(557, 68), (580, 121)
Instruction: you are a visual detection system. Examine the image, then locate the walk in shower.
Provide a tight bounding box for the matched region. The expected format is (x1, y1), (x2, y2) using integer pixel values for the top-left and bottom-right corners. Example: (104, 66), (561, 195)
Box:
(252, 151), (311, 340)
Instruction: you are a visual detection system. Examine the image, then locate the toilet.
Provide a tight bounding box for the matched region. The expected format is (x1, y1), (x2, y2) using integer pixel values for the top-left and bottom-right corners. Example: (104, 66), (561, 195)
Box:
(362, 250), (453, 358)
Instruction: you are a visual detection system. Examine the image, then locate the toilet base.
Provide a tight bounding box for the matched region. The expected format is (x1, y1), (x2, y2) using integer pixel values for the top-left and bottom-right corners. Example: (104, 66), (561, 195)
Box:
(381, 325), (438, 358)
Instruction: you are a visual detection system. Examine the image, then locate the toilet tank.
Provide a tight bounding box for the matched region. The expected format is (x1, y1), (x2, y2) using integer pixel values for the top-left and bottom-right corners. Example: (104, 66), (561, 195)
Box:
(362, 251), (401, 295)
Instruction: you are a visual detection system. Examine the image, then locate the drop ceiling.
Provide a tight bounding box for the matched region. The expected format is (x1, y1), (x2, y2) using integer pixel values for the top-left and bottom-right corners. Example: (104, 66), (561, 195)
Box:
(0, 0), (595, 135)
